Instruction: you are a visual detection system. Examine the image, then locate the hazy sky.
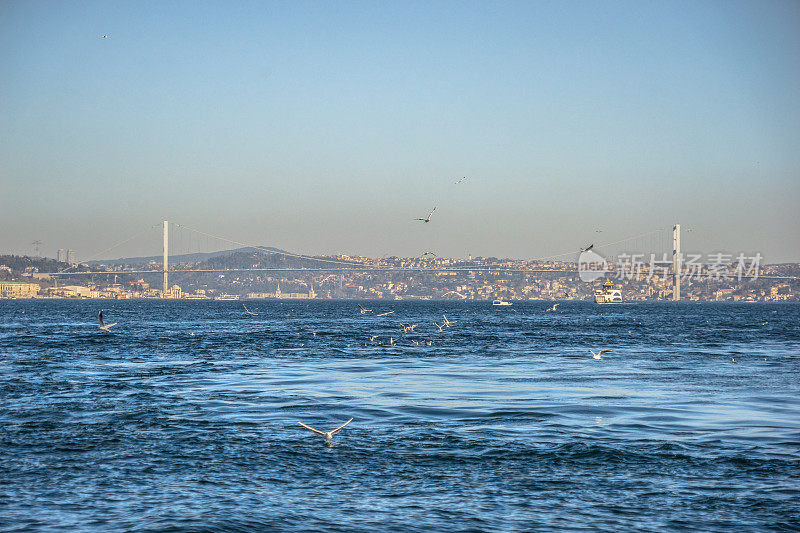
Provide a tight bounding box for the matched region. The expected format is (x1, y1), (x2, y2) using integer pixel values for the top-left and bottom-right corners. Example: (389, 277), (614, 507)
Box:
(1, 1), (799, 262)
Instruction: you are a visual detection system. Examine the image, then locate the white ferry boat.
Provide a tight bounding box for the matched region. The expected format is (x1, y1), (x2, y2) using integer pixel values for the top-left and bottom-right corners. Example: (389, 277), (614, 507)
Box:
(214, 294), (240, 301)
(492, 299), (513, 306)
(594, 279), (622, 304)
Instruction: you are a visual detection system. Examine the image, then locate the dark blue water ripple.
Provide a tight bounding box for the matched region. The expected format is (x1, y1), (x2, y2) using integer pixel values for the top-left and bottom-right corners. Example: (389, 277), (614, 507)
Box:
(1, 300), (799, 532)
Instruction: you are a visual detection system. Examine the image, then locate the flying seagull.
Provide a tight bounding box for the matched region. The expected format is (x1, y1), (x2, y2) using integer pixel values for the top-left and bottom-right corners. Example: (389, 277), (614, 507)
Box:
(298, 418), (353, 446)
(401, 323), (418, 333)
(357, 304), (372, 314)
(421, 251), (437, 258)
(377, 310), (395, 317)
(243, 304), (258, 316)
(590, 349), (611, 360)
(101, 34), (109, 39)
(454, 176), (467, 184)
(442, 315), (456, 327)
(581, 244), (594, 253)
(433, 322), (444, 332)
(98, 310), (118, 332)
(415, 206), (437, 223)
(546, 303), (559, 312)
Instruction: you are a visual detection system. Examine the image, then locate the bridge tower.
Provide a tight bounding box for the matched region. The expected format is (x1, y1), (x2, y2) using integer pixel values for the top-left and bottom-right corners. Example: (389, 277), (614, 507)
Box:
(163, 220), (169, 295)
(672, 223), (681, 301)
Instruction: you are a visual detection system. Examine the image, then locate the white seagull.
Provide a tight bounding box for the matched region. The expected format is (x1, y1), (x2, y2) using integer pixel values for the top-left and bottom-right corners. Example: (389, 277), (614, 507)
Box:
(298, 418), (353, 446)
(377, 310), (395, 317)
(581, 244), (594, 253)
(433, 322), (444, 332)
(415, 206), (437, 223)
(442, 315), (456, 327)
(454, 176), (467, 184)
(243, 304), (258, 316)
(100, 34), (109, 39)
(357, 304), (372, 314)
(546, 303), (560, 312)
(401, 323), (418, 333)
(98, 310), (118, 332)
(590, 349), (611, 360)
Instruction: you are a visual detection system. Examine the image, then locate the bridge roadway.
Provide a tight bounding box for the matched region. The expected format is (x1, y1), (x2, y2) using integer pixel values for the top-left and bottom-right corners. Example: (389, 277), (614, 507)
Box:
(47, 268), (800, 280)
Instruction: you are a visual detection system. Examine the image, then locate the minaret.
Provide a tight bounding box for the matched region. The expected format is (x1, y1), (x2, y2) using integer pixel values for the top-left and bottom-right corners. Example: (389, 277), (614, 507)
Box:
(672, 223), (681, 301)
(163, 220), (169, 295)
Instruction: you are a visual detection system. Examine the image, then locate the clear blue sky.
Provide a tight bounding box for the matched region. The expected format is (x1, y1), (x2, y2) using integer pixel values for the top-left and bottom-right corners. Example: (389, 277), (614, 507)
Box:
(1, 0), (798, 262)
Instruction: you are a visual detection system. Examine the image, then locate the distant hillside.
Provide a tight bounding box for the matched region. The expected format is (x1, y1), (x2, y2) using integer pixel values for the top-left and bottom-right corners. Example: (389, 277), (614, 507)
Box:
(0, 254), (69, 272)
(88, 246), (291, 266)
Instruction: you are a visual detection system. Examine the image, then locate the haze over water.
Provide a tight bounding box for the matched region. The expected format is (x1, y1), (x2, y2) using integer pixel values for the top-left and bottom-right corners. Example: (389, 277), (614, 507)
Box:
(1, 300), (798, 531)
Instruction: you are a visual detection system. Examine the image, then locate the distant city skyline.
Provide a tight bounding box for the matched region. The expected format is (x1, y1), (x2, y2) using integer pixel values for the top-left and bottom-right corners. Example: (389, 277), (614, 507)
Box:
(1, 1), (798, 262)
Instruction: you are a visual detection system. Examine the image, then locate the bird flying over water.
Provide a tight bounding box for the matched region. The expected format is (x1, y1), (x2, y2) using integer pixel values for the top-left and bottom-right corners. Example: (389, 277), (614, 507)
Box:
(298, 418), (353, 446)
(243, 304), (258, 316)
(98, 310), (117, 332)
(547, 303), (560, 312)
(377, 310), (395, 317)
(590, 349), (611, 360)
(415, 206), (437, 223)
(442, 315), (456, 327)
(358, 304), (372, 314)
(434, 322), (444, 332)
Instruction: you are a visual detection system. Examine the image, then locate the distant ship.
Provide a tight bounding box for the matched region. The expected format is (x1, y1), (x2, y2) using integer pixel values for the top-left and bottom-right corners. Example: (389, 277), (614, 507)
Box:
(594, 279), (622, 304)
(214, 294), (240, 301)
(492, 299), (513, 306)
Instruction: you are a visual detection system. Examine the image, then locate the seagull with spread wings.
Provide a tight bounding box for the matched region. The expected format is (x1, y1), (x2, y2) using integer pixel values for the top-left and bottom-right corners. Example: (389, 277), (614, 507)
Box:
(590, 349), (611, 360)
(298, 418), (353, 446)
(98, 310), (118, 332)
(415, 206), (437, 223)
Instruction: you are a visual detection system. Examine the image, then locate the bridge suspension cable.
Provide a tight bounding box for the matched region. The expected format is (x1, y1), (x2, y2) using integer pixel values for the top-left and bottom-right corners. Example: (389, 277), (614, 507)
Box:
(56, 223), (161, 274)
(529, 227), (670, 262)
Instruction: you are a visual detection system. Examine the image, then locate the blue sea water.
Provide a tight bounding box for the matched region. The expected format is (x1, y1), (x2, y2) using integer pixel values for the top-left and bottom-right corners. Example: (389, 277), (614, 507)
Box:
(0, 300), (798, 532)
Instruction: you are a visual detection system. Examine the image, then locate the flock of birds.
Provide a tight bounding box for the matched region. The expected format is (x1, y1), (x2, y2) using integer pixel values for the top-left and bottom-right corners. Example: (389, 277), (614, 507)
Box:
(94, 298), (625, 446)
(88, 175), (749, 445)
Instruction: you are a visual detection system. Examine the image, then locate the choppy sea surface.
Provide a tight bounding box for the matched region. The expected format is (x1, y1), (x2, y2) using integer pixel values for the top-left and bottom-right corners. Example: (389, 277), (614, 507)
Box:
(1, 300), (798, 532)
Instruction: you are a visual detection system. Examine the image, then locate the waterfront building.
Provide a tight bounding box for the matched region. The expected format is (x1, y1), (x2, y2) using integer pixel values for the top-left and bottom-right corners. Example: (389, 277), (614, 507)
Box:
(0, 281), (40, 298)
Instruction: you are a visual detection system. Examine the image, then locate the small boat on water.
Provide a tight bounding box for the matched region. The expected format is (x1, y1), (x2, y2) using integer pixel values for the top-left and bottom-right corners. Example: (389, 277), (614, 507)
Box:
(594, 279), (622, 304)
(492, 299), (513, 306)
(214, 294), (240, 301)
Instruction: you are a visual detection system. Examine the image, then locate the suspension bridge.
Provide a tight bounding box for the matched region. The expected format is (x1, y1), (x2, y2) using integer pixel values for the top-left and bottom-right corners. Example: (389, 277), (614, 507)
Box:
(48, 221), (797, 300)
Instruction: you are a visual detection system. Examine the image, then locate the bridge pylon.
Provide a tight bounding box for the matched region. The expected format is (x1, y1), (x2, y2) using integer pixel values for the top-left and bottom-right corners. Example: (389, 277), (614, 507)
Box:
(163, 220), (169, 295)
